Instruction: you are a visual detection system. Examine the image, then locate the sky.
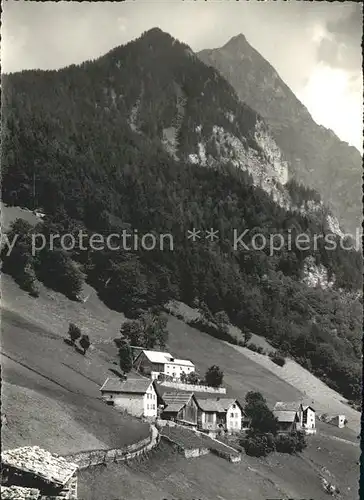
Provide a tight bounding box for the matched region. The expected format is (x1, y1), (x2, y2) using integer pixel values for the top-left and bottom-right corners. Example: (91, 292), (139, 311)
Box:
(2, 1), (363, 151)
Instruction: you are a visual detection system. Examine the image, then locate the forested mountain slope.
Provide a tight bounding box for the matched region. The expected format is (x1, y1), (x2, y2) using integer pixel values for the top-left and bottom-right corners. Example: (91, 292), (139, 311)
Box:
(198, 34), (362, 235)
(1, 28), (362, 403)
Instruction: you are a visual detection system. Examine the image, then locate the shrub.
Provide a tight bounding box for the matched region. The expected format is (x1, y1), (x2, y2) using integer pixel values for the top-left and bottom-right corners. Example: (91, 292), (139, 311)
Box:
(294, 431), (307, 452)
(243, 434), (275, 457)
(36, 248), (84, 300)
(120, 311), (168, 350)
(247, 343), (259, 352)
(22, 267), (40, 297)
(269, 352), (286, 366)
(205, 365), (224, 387)
(275, 434), (296, 454)
(244, 392), (279, 435)
(118, 338), (133, 374)
(186, 371), (199, 385)
(68, 323), (81, 344)
(275, 431), (306, 454)
(79, 334), (91, 355)
(214, 310), (230, 326)
(1, 221), (39, 297)
(243, 329), (253, 345)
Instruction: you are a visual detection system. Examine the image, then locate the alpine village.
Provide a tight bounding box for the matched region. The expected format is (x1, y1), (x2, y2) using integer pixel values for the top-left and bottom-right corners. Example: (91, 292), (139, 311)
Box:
(1, 21), (362, 500)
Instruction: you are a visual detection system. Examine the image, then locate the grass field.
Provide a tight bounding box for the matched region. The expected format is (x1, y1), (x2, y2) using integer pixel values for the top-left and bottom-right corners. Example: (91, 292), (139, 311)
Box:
(78, 433), (359, 500)
(160, 425), (240, 457)
(1, 276), (149, 455)
(165, 315), (302, 408)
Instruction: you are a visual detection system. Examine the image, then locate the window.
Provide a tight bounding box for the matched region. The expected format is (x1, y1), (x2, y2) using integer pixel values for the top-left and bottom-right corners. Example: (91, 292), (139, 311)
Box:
(147, 404), (149, 410)
(232, 404), (236, 409)
(230, 412), (234, 418)
(205, 413), (214, 423)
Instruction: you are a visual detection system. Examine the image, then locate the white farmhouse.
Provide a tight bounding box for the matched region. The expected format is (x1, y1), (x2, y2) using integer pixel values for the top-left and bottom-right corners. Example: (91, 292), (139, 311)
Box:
(100, 377), (158, 418)
(196, 397), (245, 435)
(133, 350), (195, 381)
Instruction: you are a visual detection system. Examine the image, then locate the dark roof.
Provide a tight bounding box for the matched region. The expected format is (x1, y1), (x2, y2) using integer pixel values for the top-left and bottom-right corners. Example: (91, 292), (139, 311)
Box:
(162, 392), (194, 412)
(274, 402), (302, 412)
(100, 377), (153, 394)
(273, 410), (298, 423)
(196, 398), (242, 413)
(274, 400), (315, 412)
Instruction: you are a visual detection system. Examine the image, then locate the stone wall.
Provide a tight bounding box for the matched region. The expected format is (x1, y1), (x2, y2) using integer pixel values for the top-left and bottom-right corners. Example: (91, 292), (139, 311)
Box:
(161, 435), (210, 459)
(63, 427), (159, 470)
(184, 447), (210, 458)
(159, 381), (226, 394)
(210, 447), (241, 463)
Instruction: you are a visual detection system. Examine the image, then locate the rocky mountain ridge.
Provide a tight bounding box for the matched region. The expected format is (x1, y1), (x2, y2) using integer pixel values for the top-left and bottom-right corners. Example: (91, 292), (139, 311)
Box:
(198, 34), (362, 235)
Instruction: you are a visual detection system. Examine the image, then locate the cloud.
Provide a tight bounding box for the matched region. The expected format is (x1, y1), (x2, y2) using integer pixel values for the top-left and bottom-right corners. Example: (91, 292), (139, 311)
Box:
(317, 4), (362, 72)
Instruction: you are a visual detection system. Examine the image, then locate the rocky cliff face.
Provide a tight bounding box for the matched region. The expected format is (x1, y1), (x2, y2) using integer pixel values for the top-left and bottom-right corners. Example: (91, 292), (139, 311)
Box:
(198, 34), (362, 235)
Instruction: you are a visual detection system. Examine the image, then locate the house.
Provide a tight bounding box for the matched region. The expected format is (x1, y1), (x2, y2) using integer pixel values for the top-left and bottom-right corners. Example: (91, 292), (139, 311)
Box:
(274, 401), (316, 434)
(161, 392), (199, 427)
(273, 410), (299, 433)
(1, 446), (78, 499)
(195, 397), (245, 435)
(327, 415), (346, 428)
(133, 350), (195, 381)
(100, 377), (158, 418)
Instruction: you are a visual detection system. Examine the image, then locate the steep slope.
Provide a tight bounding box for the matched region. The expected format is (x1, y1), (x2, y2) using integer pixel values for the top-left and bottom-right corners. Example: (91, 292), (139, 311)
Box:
(165, 315), (360, 433)
(1, 273), (360, 500)
(78, 438), (359, 500)
(2, 28), (334, 223)
(1, 28), (361, 405)
(198, 34), (362, 234)
(1, 275), (149, 455)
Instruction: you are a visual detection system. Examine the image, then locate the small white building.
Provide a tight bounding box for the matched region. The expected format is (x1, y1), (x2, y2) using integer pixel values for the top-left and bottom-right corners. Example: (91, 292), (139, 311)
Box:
(133, 350), (195, 381)
(328, 415), (346, 428)
(274, 401), (316, 434)
(100, 377), (158, 418)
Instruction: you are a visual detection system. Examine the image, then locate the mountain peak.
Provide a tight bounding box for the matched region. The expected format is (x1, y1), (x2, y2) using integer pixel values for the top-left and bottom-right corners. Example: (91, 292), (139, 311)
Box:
(197, 38), (362, 234)
(223, 33), (250, 50)
(139, 27), (176, 45)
